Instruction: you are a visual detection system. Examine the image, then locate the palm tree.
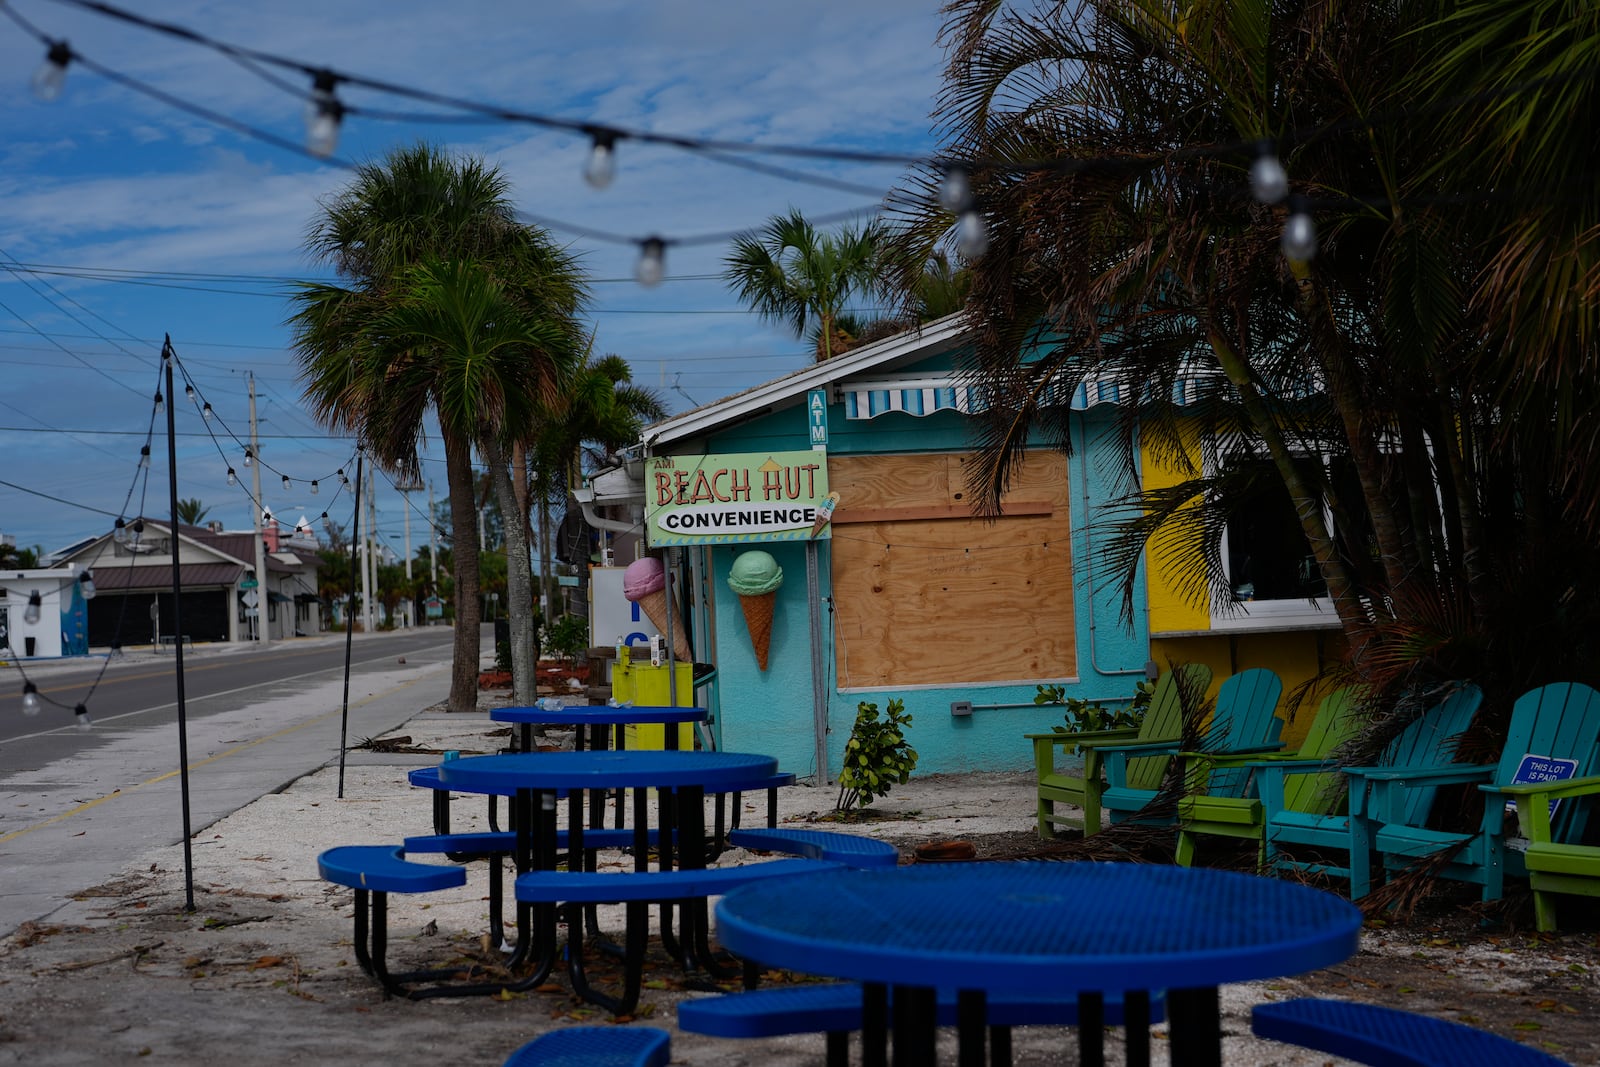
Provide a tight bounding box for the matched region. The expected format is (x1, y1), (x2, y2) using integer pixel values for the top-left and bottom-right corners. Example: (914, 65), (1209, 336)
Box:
(893, 1), (1600, 749)
(373, 256), (580, 706)
(288, 142), (588, 712)
(526, 351), (666, 610)
(175, 498), (210, 526)
(724, 209), (890, 361)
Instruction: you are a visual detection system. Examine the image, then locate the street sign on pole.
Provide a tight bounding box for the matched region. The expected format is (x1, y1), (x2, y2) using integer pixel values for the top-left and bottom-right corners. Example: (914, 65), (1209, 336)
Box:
(240, 579), (259, 590)
(242, 590), (259, 609)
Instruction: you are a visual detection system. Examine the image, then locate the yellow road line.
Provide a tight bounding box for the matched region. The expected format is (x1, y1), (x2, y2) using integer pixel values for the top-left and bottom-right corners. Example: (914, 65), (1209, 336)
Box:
(0, 674), (428, 845)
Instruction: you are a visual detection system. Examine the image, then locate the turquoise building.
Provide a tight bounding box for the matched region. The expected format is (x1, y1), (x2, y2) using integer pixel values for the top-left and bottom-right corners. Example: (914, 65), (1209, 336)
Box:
(628, 316), (1155, 780)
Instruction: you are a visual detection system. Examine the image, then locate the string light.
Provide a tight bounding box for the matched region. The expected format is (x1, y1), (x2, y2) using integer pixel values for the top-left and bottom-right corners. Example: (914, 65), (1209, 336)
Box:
(130, 519), (144, 544)
(583, 129), (618, 189)
(226, 467), (237, 486)
(337, 468), (347, 486)
(113, 517), (128, 545)
(74, 702), (92, 731)
(20, 682), (42, 717)
(201, 402), (214, 421)
(282, 474), (292, 491)
(24, 590), (42, 624)
(1281, 196), (1317, 261)
(957, 209), (989, 259)
(305, 69), (343, 158)
(310, 479), (319, 495)
(184, 383), (196, 402)
(153, 390), (164, 415)
(1249, 143), (1289, 205)
(635, 237), (666, 287)
(938, 165), (970, 213)
(243, 446), (253, 468)
(138, 444), (151, 469)
(30, 40), (71, 101)
(79, 571), (96, 600)
(262, 509), (273, 525)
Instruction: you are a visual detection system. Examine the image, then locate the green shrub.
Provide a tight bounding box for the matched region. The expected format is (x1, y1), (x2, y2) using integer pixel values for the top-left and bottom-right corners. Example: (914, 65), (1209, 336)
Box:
(544, 614), (588, 664)
(835, 698), (918, 811)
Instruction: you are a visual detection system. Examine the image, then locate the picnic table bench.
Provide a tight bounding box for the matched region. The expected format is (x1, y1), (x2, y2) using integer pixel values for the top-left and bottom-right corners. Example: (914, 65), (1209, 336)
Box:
(501, 1026), (671, 1067)
(1251, 998), (1569, 1066)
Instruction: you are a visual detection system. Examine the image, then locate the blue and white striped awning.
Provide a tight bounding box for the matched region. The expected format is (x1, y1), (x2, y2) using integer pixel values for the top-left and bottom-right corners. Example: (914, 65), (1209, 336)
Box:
(842, 373), (1209, 420)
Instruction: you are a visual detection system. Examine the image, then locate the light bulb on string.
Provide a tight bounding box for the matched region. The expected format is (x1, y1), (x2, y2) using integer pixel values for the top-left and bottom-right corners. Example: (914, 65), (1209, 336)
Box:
(1281, 197), (1317, 261)
(243, 447), (253, 468)
(20, 682), (42, 717)
(226, 467), (237, 486)
(130, 520), (144, 545)
(310, 480), (319, 495)
(583, 129), (618, 189)
(304, 70), (343, 159)
(939, 165), (971, 213)
(184, 384), (196, 403)
(113, 517), (128, 545)
(337, 469), (348, 487)
(30, 41), (72, 102)
(282, 475), (292, 491)
(139, 444), (151, 469)
(153, 391), (164, 415)
(79, 571), (95, 600)
(635, 237), (666, 287)
(24, 590), (42, 625)
(74, 703), (92, 732)
(202, 402), (214, 421)
(957, 209), (989, 259)
(1249, 146), (1289, 205)
(262, 510), (273, 526)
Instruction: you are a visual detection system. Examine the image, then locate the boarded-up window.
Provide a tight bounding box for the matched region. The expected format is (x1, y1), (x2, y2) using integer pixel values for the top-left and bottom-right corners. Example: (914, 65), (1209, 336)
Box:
(829, 451), (1074, 689)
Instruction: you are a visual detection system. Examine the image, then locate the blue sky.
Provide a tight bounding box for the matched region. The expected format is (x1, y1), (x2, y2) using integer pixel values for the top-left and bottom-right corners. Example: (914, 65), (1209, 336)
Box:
(0, 0), (949, 559)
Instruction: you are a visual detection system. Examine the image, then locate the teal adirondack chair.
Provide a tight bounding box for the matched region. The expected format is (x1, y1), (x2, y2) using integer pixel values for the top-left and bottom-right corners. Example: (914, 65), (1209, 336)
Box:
(1096, 667), (1286, 829)
(1351, 682), (1600, 902)
(1270, 683), (1481, 887)
(1025, 663), (1212, 838)
(1173, 686), (1363, 869)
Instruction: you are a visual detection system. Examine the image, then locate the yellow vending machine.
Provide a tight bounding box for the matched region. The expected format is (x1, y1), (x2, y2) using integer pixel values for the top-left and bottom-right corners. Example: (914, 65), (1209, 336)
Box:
(610, 656), (698, 750)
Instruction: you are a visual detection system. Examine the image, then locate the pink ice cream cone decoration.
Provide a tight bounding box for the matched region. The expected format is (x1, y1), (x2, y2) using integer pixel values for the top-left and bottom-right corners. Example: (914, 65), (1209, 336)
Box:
(622, 556), (692, 662)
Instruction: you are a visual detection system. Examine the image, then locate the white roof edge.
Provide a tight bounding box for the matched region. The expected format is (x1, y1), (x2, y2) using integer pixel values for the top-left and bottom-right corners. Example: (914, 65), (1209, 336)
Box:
(644, 312), (972, 448)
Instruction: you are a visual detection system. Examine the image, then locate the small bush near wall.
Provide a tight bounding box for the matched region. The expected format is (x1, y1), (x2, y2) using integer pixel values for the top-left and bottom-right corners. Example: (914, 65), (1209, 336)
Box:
(836, 698), (918, 812)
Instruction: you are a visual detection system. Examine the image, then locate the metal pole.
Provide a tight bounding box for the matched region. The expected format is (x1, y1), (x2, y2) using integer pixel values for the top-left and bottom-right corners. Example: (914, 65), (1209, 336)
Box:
(162, 339), (195, 910)
(402, 485), (413, 628)
(337, 451), (364, 798)
(359, 467), (373, 635)
(428, 480), (438, 587)
(806, 541), (828, 784)
(248, 373), (269, 647)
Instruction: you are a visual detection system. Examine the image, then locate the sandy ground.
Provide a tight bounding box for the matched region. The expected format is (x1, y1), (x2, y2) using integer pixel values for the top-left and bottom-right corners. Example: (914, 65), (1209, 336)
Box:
(1, 706), (1596, 1066)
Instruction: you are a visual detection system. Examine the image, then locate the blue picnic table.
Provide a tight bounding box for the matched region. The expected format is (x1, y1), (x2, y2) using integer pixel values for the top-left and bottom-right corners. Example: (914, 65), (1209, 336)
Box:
(715, 861), (1362, 1067)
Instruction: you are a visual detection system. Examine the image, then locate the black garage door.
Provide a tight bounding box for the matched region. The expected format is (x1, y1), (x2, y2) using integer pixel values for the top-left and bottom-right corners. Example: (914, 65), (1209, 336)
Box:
(88, 590), (231, 646)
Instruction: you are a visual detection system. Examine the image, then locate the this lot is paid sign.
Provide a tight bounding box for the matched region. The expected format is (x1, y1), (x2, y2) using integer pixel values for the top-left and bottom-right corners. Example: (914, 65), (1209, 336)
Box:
(645, 451), (831, 547)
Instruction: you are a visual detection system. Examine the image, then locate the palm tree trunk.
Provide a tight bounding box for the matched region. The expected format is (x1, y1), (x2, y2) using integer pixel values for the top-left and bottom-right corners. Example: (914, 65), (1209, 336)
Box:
(444, 430), (483, 713)
(483, 436), (539, 711)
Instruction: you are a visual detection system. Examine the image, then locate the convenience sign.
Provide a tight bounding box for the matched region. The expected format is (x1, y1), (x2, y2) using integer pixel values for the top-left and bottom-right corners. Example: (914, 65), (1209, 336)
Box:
(645, 450), (831, 546)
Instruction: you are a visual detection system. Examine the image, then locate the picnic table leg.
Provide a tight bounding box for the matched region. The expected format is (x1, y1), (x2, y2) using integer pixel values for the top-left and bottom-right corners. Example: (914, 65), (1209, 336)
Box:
(893, 985), (938, 1065)
(956, 989), (987, 1067)
(1166, 986), (1222, 1067)
(861, 982), (889, 1067)
(1078, 991), (1105, 1067)
(989, 1021), (1012, 1067)
(1123, 990), (1151, 1067)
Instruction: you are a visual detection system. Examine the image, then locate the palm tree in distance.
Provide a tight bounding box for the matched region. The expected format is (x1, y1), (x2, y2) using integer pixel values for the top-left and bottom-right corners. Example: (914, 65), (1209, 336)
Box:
(724, 209), (890, 361)
(288, 142), (588, 712)
(175, 498), (211, 527)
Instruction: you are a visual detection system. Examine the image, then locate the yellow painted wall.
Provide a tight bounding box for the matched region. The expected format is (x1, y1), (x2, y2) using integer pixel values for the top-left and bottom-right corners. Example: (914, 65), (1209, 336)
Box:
(1138, 427), (1210, 634)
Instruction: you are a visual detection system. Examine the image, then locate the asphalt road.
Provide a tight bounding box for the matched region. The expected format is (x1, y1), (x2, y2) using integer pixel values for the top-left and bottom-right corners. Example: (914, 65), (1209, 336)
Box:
(0, 626), (475, 937)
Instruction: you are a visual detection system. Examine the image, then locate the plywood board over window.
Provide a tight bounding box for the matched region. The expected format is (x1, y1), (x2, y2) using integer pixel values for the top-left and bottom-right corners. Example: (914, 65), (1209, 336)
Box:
(830, 451), (1074, 689)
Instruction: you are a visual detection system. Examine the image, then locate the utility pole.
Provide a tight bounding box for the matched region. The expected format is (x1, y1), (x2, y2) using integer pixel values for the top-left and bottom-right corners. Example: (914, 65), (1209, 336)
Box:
(248, 373), (269, 648)
(428, 480), (438, 586)
(398, 476), (422, 628)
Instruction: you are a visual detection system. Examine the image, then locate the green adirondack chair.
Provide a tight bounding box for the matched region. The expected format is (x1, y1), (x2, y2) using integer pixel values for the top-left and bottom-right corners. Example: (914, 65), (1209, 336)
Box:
(1352, 681), (1600, 902)
(1173, 686), (1363, 869)
(1271, 683), (1482, 887)
(1025, 663), (1212, 838)
(1519, 773), (1600, 931)
(1095, 667), (1286, 829)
